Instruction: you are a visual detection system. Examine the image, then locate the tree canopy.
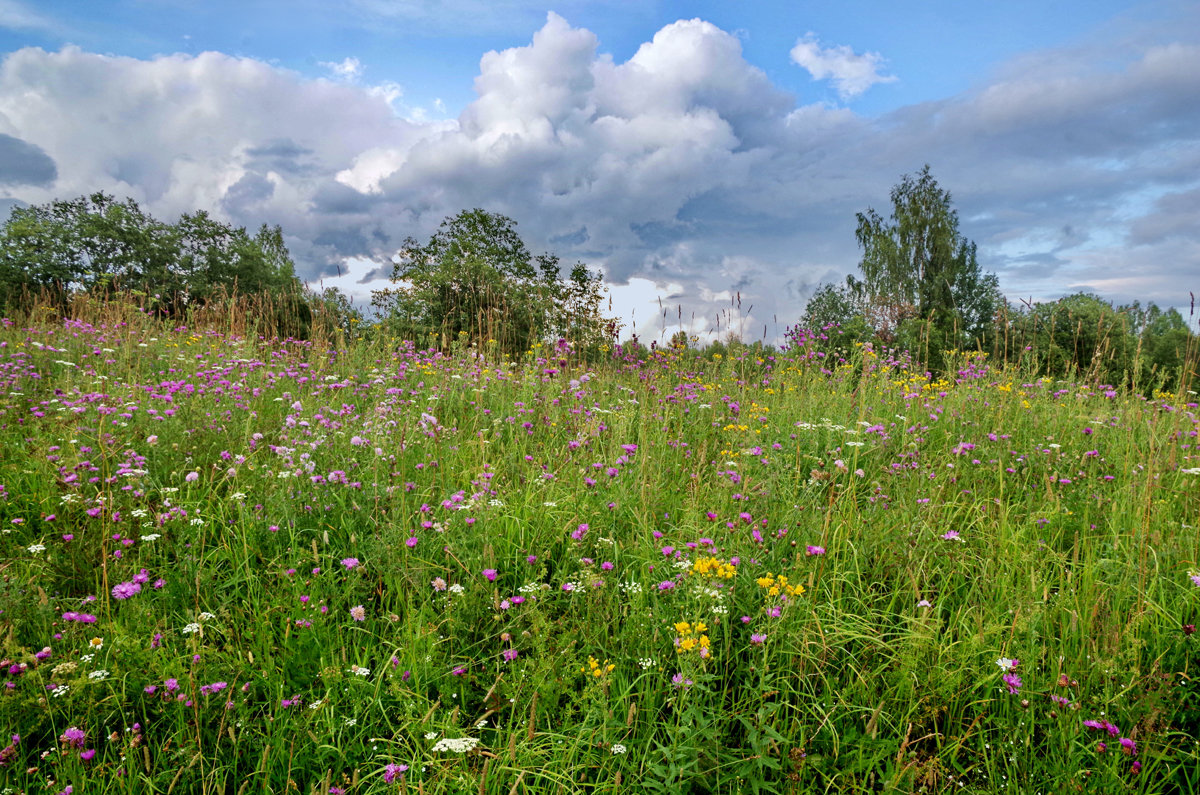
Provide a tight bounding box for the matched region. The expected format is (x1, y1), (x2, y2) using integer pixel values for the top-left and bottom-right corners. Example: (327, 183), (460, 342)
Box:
(371, 209), (615, 358)
(0, 192), (301, 313)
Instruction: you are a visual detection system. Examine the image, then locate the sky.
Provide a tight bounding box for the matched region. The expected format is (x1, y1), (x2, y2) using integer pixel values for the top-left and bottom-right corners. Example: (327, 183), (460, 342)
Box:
(1, 0), (1198, 343)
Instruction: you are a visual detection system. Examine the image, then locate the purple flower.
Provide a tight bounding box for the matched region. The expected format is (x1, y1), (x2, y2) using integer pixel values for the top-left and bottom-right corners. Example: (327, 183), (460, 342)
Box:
(79, 748), (96, 761)
(502, 649), (519, 661)
(1119, 737), (1137, 755)
(185, 471), (199, 483)
(384, 763), (409, 783)
(805, 545), (826, 556)
(941, 530), (961, 541)
(482, 568), (497, 582)
(657, 581), (675, 591)
(341, 557), (360, 570)
(1002, 673), (1022, 694)
(350, 605), (366, 621)
(112, 581), (141, 600)
(59, 727), (86, 748)
(750, 633), (766, 645)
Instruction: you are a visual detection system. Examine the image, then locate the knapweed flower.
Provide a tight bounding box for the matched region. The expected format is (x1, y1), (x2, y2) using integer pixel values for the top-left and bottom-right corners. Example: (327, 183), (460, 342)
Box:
(60, 727), (86, 748)
(941, 530), (962, 542)
(112, 581), (141, 600)
(502, 649), (519, 662)
(384, 763), (408, 783)
(917, 599), (932, 608)
(349, 605), (366, 621)
(805, 545), (826, 556)
(750, 633), (766, 645)
(1083, 719), (1120, 737)
(341, 557), (360, 570)
(482, 568), (497, 582)
(1002, 673), (1022, 694)
(1119, 737), (1137, 755)
(1190, 573), (1200, 588)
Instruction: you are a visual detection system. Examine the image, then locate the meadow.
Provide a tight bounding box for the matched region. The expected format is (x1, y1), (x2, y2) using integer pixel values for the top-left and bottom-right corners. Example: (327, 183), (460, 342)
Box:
(1, 301), (1198, 794)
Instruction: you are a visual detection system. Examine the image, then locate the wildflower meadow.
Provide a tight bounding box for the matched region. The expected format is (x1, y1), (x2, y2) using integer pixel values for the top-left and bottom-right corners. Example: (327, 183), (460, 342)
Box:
(1, 303), (1198, 794)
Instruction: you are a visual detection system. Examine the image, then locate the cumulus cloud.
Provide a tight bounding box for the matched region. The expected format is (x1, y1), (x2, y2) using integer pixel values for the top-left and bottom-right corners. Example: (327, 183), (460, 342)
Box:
(0, 9), (1197, 338)
(789, 33), (897, 100)
(320, 57), (364, 82)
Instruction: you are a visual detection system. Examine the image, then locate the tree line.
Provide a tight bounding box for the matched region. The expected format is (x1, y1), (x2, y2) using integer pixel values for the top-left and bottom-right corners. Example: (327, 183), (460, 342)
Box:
(799, 165), (1198, 392)
(1, 179), (1194, 389)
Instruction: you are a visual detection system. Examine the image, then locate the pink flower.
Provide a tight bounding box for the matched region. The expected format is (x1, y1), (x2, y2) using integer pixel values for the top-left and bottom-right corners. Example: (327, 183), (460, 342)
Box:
(805, 545), (826, 556)
(1002, 673), (1022, 694)
(482, 569), (497, 582)
(750, 633), (766, 645)
(341, 558), (360, 570)
(350, 605), (366, 621)
(185, 471), (199, 483)
(405, 536), (418, 548)
(384, 763), (408, 783)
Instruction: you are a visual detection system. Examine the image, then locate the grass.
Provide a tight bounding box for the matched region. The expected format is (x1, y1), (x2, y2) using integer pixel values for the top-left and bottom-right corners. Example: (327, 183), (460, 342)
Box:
(0, 302), (1198, 794)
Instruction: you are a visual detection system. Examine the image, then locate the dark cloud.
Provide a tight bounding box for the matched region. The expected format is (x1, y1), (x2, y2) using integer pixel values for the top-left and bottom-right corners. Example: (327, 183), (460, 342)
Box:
(0, 133), (56, 186)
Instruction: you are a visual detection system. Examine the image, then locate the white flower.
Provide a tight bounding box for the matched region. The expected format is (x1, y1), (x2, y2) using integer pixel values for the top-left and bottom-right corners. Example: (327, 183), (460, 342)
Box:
(182, 623), (201, 634)
(348, 665), (370, 677)
(51, 685), (70, 698)
(638, 658), (657, 670)
(89, 670), (109, 680)
(1180, 467), (1200, 475)
(27, 544), (46, 555)
(611, 744), (627, 754)
(447, 583), (465, 596)
(308, 699), (325, 710)
(343, 717), (357, 726)
(140, 533), (161, 542)
(431, 737), (480, 753)
(996, 657), (1017, 672)
(198, 612), (216, 621)
(424, 732), (439, 740)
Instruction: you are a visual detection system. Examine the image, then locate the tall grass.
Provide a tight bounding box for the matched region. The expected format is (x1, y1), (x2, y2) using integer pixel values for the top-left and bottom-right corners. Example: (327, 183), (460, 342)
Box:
(0, 298), (1197, 794)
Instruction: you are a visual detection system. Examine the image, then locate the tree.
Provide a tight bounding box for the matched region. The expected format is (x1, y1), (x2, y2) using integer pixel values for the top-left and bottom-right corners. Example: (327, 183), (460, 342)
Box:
(372, 209), (613, 357)
(0, 192), (302, 314)
(853, 165), (1002, 367)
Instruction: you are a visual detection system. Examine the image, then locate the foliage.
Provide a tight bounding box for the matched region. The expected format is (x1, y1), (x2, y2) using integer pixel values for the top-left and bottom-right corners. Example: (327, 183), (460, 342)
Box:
(371, 209), (614, 359)
(0, 192), (302, 315)
(851, 165), (1003, 369)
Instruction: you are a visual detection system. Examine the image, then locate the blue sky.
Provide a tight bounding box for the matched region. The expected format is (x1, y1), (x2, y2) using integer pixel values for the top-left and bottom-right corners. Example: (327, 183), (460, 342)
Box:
(1, 0), (1197, 339)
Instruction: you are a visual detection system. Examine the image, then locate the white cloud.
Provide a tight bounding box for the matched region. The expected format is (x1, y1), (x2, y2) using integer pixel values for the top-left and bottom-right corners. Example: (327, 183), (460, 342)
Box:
(789, 32), (897, 100)
(320, 56), (364, 82)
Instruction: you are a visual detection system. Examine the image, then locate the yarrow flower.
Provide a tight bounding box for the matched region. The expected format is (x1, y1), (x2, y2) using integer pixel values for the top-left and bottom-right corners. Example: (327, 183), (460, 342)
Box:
(430, 737), (480, 753)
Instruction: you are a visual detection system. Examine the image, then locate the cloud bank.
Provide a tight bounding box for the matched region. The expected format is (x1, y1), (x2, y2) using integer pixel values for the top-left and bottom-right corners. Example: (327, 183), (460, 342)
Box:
(0, 10), (1197, 340)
